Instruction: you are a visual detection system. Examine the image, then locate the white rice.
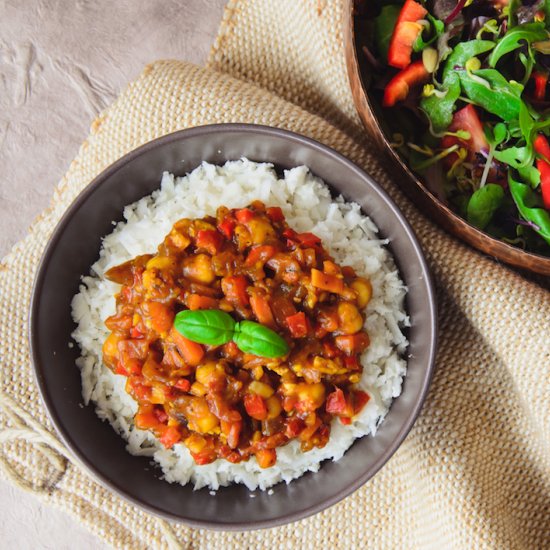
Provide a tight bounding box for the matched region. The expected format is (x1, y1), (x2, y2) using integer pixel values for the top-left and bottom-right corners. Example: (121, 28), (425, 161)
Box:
(71, 159), (409, 491)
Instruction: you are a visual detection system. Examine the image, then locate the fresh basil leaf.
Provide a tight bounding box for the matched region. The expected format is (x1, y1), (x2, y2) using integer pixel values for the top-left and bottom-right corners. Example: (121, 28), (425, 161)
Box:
(459, 69), (524, 121)
(489, 22), (549, 66)
(374, 5), (401, 63)
(466, 184), (505, 229)
(420, 75), (461, 133)
(509, 174), (550, 245)
(493, 146), (534, 168)
(442, 40), (495, 81)
(233, 321), (289, 358)
(174, 309), (235, 346)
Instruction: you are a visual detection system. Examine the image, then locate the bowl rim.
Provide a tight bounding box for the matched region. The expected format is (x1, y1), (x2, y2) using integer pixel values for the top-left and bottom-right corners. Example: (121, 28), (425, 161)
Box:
(343, 0), (550, 276)
(29, 123), (437, 530)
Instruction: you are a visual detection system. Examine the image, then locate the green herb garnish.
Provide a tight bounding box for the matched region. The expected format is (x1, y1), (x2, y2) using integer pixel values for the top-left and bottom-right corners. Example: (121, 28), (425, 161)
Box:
(174, 309), (289, 358)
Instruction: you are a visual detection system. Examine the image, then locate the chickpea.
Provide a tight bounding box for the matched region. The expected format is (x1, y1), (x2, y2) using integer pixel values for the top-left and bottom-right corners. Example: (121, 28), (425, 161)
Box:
(351, 277), (372, 308)
(337, 302), (364, 334)
(182, 253), (215, 284)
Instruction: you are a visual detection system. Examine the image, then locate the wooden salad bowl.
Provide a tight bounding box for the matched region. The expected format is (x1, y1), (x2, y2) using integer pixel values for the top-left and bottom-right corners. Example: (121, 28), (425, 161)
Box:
(343, 0), (550, 277)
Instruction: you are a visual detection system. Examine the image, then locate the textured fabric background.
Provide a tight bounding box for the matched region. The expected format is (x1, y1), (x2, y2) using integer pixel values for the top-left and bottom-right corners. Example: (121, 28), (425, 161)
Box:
(0, 1), (548, 548)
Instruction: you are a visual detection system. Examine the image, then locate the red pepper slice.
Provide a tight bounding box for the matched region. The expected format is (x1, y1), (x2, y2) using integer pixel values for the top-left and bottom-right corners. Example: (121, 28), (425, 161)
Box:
(244, 393), (268, 420)
(235, 208), (254, 223)
(159, 426), (181, 449)
(221, 275), (250, 307)
(174, 378), (191, 392)
(382, 60), (430, 107)
(285, 311), (309, 338)
(196, 229), (223, 255)
(533, 71), (548, 102)
(387, 0), (428, 69)
(534, 134), (550, 209)
(218, 218), (236, 239)
(266, 206), (285, 222)
(244, 245), (277, 267)
(325, 388), (347, 415)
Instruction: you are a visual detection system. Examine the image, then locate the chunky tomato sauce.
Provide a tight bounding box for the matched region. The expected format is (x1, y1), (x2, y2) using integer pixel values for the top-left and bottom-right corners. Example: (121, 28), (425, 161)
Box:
(102, 201), (372, 467)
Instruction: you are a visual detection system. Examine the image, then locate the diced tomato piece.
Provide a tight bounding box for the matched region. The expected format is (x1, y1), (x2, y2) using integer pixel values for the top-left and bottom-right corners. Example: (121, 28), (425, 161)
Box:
(532, 71), (548, 101)
(129, 326), (144, 339)
(344, 355), (360, 370)
(221, 419), (242, 449)
(352, 390), (370, 415)
(282, 395), (298, 412)
(266, 206), (285, 222)
(255, 448), (277, 468)
(123, 358), (142, 375)
(153, 406), (168, 423)
(382, 61), (430, 107)
(135, 410), (161, 430)
(159, 426), (181, 449)
(311, 269), (344, 293)
(115, 361), (129, 376)
(296, 232), (322, 247)
(191, 451), (217, 465)
(235, 208), (254, 223)
(387, 0), (427, 69)
(223, 340), (240, 359)
(218, 218), (236, 239)
(340, 416), (352, 425)
(170, 326), (204, 366)
(186, 293), (218, 310)
(244, 393), (268, 420)
(245, 245), (277, 267)
(196, 229), (224, 255)
(129, 379), (152, 402)
(250, 293), (276, 327)
(325, 388), (347, 414)
(285, 417), (305, 438)
(441, 104), (488, 165)
(334, 333), (370, 355)
(221, 275), (249, 307)
(174, 378), (191, 392)
(121, 286), (132, 302)
(286, 311), (309, 338)
(145, 301), (174, 334)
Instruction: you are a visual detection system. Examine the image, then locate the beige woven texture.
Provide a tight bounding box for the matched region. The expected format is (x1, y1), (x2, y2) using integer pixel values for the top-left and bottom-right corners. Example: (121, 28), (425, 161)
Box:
(0, 0), (548, 548)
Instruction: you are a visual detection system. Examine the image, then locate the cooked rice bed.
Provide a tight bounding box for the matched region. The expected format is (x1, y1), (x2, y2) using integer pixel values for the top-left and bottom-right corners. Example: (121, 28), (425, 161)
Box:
(71, 160), (408, 491)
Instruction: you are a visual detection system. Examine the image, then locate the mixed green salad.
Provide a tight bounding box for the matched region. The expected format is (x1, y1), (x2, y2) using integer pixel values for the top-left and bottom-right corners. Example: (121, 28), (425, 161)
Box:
(357, 0), (550, 256)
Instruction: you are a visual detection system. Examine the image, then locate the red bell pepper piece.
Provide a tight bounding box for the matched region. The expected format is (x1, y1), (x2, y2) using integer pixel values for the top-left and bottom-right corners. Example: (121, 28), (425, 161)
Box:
(534, 134), (550, 209)
(244, 393), (268, 420)
(352, 390), (370, 415)
(266, 206), (285, 222)
(169, 326), (204, 366)
(153, 406), (168, 424)
(186, 293), (218, 311)
(285, 311), (309, 338)
(218, 218), (236, 239)
(334, 333), (371, 355)
(532, 71), (548, 101)
(196, 229), (223, 255)
(244, 245), (277, 267)
(250, 293), (276, 327)
(325, 388), (347, 415)
(441, 104), (488, 166)
(221, 275), (250, 306)
(285, 417), (305, 438)
(174, 378), (191, 392)
(235, 208), (254, 224)
(382, 60), (430, 107)
(387, 0), (428, 69)
(159, 426), (181, 449)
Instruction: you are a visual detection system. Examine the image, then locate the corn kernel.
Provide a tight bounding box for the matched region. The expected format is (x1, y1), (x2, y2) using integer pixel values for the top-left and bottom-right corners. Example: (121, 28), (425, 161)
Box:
(249, 380), (274, 398)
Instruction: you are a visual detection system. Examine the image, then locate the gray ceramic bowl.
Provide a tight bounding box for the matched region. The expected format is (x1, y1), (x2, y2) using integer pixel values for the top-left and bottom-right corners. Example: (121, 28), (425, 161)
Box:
(30, 124), (436, 529)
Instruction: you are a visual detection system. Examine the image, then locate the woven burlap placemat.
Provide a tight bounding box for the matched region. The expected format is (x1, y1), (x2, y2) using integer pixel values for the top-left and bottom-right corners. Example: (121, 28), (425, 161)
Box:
(0, 1), (548, 548)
